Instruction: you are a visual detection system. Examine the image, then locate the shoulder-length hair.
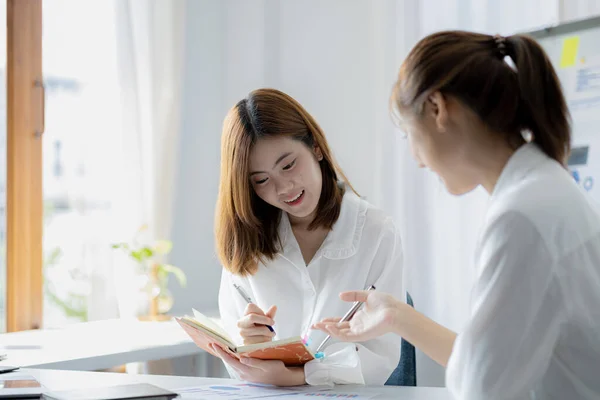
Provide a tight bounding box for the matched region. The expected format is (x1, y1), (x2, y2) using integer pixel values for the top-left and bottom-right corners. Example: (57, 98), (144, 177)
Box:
(215, 88), (354, 276)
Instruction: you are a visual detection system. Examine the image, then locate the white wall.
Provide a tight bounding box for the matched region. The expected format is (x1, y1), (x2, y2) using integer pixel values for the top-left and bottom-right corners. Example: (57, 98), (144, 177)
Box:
(169, 0), (225, 315)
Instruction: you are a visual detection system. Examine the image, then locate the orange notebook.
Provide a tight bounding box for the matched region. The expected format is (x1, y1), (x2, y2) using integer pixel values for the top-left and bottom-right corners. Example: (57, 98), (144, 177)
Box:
(176, 309), (315, 367)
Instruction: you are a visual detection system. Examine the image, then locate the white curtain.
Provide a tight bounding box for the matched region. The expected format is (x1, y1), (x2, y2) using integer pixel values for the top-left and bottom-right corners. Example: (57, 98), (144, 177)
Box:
(87, 0), (186, 320)
(114, 0), (185, 246)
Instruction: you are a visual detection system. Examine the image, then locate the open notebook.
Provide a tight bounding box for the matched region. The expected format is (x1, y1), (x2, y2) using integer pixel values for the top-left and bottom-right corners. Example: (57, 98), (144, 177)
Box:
(175, 309), (315, 366)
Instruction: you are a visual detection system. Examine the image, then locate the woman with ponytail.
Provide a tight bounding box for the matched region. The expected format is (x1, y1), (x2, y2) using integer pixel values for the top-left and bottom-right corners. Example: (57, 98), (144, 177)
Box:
(315, 32), (600, 399)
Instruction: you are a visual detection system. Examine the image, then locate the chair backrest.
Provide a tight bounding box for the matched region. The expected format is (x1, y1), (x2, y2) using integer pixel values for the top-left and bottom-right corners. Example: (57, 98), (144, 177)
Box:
(384, 292), (416, 386)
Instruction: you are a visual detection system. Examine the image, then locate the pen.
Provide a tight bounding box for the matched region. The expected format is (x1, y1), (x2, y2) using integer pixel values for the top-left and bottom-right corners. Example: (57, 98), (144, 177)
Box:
(233, 283), (275, 333)
(315, 285), (376, 353)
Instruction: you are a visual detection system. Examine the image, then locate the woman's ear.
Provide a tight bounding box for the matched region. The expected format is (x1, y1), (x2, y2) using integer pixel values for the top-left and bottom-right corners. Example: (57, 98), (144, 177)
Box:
(314, 145), (324, 161)
(428, 91), (448, 133)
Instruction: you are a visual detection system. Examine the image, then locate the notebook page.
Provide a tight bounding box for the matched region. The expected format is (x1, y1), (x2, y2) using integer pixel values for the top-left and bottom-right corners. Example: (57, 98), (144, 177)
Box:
(192, 309), (232, 342)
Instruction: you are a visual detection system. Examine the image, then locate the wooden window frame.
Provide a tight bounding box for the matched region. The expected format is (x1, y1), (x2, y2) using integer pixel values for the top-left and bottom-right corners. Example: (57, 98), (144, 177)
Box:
(6, 0), (43, 332)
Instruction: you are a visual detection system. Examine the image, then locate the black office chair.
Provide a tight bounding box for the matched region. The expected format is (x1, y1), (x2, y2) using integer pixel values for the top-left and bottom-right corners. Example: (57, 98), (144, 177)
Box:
(384, 292), (416, 386)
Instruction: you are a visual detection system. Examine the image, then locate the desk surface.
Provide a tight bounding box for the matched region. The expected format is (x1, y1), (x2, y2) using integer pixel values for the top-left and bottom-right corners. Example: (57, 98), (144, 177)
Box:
(0, 318), (201, 370)
(18, 369), (452, 400)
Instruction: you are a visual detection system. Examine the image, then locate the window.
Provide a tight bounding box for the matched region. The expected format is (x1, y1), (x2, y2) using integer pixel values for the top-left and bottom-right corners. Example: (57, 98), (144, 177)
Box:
(42, 0), (121, 328)
(4, 0), (168, 331)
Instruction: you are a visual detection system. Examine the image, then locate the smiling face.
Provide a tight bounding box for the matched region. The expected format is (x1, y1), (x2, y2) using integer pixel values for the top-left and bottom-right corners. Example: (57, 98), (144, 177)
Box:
(249, 136), (324, 223)
(216, 88), (352, 276)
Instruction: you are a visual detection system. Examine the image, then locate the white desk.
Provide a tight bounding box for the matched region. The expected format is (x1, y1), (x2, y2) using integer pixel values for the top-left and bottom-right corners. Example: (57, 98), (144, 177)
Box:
(19, 369), (452, 400)
(0, 318), (202, 371)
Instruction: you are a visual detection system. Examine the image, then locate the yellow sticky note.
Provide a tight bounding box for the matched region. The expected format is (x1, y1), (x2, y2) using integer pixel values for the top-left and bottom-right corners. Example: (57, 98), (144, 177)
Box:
(560, 36), (580, 68)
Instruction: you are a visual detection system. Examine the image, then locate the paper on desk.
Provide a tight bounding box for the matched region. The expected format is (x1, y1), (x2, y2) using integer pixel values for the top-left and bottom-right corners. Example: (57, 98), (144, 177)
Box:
(280, 394), (376, 399)
(177, 382), (316, 399)
(176, 383), (376, 399)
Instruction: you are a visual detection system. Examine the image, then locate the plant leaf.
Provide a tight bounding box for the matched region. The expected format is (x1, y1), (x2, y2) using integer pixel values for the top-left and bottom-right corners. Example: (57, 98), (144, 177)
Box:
(130, 250), (144, 262)
(161, 264), (187, 288)
(152, 240), (173, 255)
(140, 247), (154, 259)
(156, 265), (169, 282)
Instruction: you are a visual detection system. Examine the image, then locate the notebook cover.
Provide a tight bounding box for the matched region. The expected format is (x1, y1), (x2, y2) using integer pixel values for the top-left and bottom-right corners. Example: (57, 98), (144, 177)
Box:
(42, 383), (177, 400)
(240, 342), (315, 366)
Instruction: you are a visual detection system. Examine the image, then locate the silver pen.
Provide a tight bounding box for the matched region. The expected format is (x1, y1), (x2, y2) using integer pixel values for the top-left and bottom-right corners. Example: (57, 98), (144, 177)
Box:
(233, 283), (275, 333)
(315, 285), (376, 353)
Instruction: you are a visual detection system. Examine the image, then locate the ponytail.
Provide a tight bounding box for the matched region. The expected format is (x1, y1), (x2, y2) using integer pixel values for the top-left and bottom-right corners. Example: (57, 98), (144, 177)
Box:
(508, 35), (571, 164)
(392, 30), (571, 165)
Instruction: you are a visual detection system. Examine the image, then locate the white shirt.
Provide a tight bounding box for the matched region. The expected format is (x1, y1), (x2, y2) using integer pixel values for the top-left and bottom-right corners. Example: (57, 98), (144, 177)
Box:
(446, 143), (600, 400)
(219, 190), (404, 386)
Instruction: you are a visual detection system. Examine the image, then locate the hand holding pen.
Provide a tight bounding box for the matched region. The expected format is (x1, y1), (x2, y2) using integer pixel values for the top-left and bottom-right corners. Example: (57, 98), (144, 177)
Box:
(233, 283), (277, 345)
(313, 285), (377, 353)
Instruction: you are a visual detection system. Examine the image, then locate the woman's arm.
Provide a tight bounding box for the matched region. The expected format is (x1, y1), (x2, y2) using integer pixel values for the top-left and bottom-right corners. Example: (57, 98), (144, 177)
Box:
(392, 303), (456, 367)
(314, 290), (457, 367)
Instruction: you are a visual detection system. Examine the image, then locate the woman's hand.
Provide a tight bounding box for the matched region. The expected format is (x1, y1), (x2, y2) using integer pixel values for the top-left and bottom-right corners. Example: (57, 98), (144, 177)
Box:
(237, 303), (277, 345)
(212, 345), (305, 386)
(312, 290), (404, 342)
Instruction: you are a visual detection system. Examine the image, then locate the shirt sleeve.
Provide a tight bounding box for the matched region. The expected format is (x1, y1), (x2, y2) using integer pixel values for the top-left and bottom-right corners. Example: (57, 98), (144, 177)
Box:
(305, 217), (404, 386)
(446, 211), (566, 400)
(218, 269), (246, 380)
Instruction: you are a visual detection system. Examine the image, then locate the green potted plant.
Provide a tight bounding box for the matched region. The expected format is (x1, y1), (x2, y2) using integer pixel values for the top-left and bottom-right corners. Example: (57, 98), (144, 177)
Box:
(111, 225), (186, 320)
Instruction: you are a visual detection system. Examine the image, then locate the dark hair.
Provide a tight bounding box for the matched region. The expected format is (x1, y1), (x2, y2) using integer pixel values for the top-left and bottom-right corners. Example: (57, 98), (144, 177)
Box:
(215, 88), (354, 276)
(392, 30), (571, 164)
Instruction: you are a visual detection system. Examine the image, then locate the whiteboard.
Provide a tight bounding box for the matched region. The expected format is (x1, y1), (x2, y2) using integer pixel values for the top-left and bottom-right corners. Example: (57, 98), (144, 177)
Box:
(525, 17), (600, 202)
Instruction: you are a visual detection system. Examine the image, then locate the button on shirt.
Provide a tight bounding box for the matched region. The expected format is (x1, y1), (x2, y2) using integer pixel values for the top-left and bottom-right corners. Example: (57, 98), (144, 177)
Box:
(446, 143), (600, 400)
(219, 190), (404, 386)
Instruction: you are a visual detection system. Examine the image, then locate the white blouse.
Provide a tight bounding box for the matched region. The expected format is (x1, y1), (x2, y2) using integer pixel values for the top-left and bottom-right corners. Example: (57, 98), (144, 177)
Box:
(219, 190), (404, 386)
(446, 143), (600, 400)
